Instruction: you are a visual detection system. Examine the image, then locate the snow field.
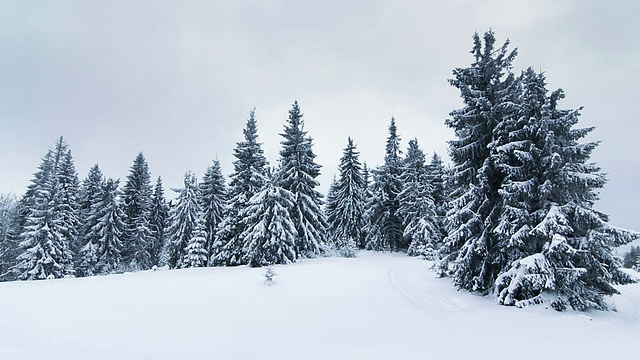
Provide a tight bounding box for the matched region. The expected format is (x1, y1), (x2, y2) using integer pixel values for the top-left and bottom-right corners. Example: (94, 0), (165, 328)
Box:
(1, 252), (639, 360)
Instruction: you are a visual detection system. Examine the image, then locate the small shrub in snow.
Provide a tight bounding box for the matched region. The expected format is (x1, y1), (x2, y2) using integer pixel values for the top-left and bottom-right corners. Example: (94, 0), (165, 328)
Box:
(264, 266), (276, 286)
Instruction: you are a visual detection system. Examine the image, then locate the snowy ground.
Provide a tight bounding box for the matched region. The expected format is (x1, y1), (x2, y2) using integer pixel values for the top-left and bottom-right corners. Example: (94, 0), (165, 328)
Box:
(1, 252), (639, 360)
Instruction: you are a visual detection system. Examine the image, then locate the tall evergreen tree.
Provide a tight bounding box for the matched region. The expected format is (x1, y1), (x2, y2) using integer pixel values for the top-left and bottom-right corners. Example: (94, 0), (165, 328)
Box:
(398, 139), (441, 258)
(493, 68), (638, 310)
(199, 161), (227, 265)
(364, 118), (404, 251)
(149, 176), (169, 267)
(76, 164), (106, 276)
(324, 175), (339, 239)
(438, 31), (518, 291)
(16, 149), (75, 279)
(441, 31), (638, 310)
(163, 172), (201, 269)
(426, 153), (449, 239)
(240, 177), (297, 267)
(52, 139), (81, 255)
(278, 101), (327, 258)
(121, 152), (154, 271)
(0, 193), (19, 280)
(80, 178), (126, 275)
(328, 137), (366, 257)
(213, 109), (268, 266)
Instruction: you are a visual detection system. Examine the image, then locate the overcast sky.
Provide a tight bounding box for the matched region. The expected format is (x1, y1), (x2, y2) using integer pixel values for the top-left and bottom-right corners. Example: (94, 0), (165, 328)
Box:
(1, 0), (638, 230)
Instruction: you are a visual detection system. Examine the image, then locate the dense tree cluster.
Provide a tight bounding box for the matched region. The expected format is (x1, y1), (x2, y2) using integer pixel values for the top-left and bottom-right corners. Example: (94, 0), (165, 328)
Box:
(0, 31), (635, 312)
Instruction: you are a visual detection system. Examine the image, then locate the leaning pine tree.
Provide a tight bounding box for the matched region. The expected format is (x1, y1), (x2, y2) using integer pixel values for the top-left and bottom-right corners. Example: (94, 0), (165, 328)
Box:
(278, 101), (327, 258)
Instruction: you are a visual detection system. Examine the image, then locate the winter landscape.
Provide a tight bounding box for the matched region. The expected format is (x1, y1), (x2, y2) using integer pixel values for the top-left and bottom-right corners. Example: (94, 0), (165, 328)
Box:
(1, 1), (640, 359)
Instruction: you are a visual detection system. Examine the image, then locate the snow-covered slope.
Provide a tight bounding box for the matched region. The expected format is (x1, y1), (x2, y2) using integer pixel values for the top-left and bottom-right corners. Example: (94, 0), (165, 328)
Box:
(1, 252), (639, 360)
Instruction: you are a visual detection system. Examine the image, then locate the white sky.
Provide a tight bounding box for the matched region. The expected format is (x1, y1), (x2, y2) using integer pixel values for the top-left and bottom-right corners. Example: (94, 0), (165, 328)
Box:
(1, 0), (638, 230)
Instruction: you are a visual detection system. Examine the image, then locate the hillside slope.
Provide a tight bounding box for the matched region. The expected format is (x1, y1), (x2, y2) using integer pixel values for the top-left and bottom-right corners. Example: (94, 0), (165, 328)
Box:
(1, 252), (639, 360)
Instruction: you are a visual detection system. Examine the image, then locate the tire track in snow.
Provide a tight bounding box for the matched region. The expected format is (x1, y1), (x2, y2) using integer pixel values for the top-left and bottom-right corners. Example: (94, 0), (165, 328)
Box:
(386, 265), (463, 316)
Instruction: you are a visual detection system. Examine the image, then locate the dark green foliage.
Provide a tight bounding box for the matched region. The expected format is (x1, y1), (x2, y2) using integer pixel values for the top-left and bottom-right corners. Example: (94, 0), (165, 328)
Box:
(121, 152), (154, 271)
(213, 109), (268, 266)
(241, 177), (297, 267)
(199, 161), (227, 265)
(328, 138), (366, 257)
(149, 176), (169, 267)
(278, 101), (327, 257)
(163, 172), (201, 269)
(442, 31), (639, 310)
(365, 118), (404, 252)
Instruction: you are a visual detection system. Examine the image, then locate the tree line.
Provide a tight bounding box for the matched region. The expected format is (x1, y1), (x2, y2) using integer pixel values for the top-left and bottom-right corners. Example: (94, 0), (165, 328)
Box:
(0, 30), (637, 311)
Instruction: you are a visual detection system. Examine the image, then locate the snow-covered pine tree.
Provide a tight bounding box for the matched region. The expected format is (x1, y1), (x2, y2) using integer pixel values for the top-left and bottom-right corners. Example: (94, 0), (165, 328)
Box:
(121, 152), (154, 271)
(329, 137), (366, 257)
(81, 178), (126, 275)
(278, 101), (327, 258)
(397, 139), (441, 259)
(494, 68), (639, 310)
(199, 161), (227, 265)
(364, 118), (404, 252)
(360, 162), (374, 249)
(426, 153), (449, 240)
(182, 214), (209, 268)
(213, 109), (268, 266)
(0, 193), (20, 280)
(51, 138), (81, 257)
(76, 164), (106, 276)
(149, 176), (169, 267)
(163, 172), (201, 269)
(324, 175), (339, 241)
(438, 31), (517, 292)
(240, 176), (297, 267)
(16, 149), (75, 279)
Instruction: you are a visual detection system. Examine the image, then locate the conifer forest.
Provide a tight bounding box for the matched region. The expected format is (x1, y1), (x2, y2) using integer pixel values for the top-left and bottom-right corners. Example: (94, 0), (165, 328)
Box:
(1, 30), (639, 314)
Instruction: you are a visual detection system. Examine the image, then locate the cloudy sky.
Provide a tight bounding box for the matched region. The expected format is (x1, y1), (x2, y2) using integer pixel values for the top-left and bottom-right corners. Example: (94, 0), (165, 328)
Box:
(1, 0), (638, 230)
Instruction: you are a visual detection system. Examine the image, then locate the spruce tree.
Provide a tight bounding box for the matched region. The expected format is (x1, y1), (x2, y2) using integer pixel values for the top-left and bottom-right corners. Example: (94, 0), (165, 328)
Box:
(16, 149), (75, 279)
(329, 137), (366, 257)
(278, 101), (327, 258)
(494, 68), (638, 310)
(163, 172), (201, 269)
(199, 161), (227, 265)
(182, 214), (209, 268)
(121, 152), (154, 271)
(52, 139), (81, 256)
(240, 177), (297, 267)
(213, 109), (268, 266)
(438, 31), (518, 291)
(0, 193), (19, 280)
(398, 139), (441, 258)
(77, 164), (106, 276)
(324, 175), (339, 241)
(360, 162), (374, 249)
(441, 31), (638, 310)
(80, 178), (126, 275)
(426, 153), (449, 239)
(364, 118), (404, 252)
(150, 176), (169, 267)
